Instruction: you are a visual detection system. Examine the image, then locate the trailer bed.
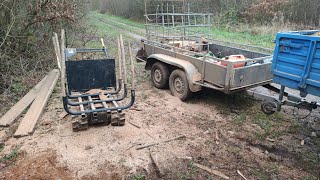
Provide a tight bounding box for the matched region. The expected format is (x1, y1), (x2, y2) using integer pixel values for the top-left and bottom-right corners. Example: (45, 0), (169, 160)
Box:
(143, 40), (273, 93)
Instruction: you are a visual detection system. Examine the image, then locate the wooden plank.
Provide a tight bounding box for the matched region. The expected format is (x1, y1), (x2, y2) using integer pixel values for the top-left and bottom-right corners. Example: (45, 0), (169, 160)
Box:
(0, 75), (48, 127)
(109, 94), (120, 111)
(88, 96), (96, 111)
(88, 96), (97, 117)
(52, 33), (65, 98)
(98, 94), (109, 109)
(128, 42), (135, 90)
(60, 29), (66, 96)
(119, 35), (127, 84)
(14, 69), (60, 137)
(52, 35), (61, 70)
(117, 37), (122, 79)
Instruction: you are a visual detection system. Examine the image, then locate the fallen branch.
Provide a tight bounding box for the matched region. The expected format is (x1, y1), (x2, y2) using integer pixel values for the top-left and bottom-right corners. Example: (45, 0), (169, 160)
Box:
(128, 121), (141, 129)
(136, 135), (185, 150)
(237, 170), (248, 180)
(193, 163), (229, 180)
(126, 142), (143, 151)
(129, 108), (143, 111)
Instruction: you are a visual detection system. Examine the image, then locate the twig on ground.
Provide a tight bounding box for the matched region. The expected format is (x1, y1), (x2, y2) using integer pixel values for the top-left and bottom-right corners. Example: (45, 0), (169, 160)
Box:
(136, 135), (186, 150)
(193, 163), (230, 180)
(128, 121), (141, 128)
(237, 170), (248, 180)
(129, 108), (143, 111)
(126, 142), (143, 151)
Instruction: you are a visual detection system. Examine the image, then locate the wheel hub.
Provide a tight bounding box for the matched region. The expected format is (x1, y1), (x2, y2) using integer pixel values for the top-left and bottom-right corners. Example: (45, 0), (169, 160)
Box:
(154, 69), (162, 83)
(174, 77), (184, 93)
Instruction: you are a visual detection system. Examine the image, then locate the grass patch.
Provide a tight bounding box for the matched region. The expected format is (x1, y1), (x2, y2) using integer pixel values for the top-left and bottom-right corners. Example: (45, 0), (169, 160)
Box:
(233, 113), (247, 125)
(297, 151), (320, 173)
(251, 165), (280, 180)
(253, 131), (269, 141)
(0, 146), (20, 167)
(287, 123), (301, 134)
(0, 143), (4, 153)
(130, 174), (146, 180)
(96, 11), (145, 29)
(178, 161), (198, 180)
(86, 12), (135, 41)
(89, 11), (275, 49)
(209, 27), (275, 48)
(227, 146), (241, 155)
(252, 113), (272, 132)
(88, 12), (144, 36)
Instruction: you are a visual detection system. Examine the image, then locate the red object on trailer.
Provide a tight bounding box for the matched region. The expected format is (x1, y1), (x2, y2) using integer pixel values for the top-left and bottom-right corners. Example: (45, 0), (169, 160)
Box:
(221, 55), (246, 68)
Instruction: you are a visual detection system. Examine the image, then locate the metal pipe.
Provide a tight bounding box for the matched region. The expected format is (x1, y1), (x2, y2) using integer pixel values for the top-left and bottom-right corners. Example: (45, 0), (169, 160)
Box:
(66, 84), (128, 106)
(63, 90), (135, 115)
(66, 79), (122, 98)
(277, 85), (286, 111)
(279, 85), (285, 102)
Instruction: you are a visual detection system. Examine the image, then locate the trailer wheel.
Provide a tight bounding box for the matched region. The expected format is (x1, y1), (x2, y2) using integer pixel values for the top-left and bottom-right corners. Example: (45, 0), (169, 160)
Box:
(169, 69), (192, 101)
(151, 62), (169, 89)
(261, 101), (277, 115)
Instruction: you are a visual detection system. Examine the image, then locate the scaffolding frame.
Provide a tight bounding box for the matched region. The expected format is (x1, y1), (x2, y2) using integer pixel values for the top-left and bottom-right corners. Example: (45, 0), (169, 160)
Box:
(145, 2), (213, 51)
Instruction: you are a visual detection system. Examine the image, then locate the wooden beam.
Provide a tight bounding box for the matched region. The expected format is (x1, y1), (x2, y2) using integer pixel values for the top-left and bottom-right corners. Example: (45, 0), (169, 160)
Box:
(14, 69), (60, 137)
(60, 29), (67, 96)
(128, 42), (135, 90)
(0, 76), (48, 127)
(88, 96), (97, 117)
(52, 32), (65, 98)
(119, 34), (127, 84)
(52, 34), (61, 70)
(99, 94), (111, 114)
(117, 37), (122, 79)
(98, 94), (109, 109)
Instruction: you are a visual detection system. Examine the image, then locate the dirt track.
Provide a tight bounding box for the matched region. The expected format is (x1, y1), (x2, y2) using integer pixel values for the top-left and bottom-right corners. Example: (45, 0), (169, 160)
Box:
(0, 17), (319, 180)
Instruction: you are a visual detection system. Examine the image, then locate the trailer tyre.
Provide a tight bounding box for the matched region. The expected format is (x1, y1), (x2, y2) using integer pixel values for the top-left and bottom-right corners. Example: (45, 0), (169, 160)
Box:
(261, 101), (277, 115)
(151, 62), (169, 89)
(169, 69), (192, 101)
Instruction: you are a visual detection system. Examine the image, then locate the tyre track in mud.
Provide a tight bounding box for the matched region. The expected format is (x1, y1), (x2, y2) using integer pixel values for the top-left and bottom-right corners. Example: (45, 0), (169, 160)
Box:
(98, 18), (145, 40)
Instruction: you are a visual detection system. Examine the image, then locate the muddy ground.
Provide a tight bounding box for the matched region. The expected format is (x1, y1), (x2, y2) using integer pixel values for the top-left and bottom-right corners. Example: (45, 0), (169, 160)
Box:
(0, 16), (319, 180)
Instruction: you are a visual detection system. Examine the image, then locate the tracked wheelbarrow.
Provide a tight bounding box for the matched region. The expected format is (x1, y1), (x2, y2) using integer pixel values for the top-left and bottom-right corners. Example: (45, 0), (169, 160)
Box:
(60, 35), (135, 131)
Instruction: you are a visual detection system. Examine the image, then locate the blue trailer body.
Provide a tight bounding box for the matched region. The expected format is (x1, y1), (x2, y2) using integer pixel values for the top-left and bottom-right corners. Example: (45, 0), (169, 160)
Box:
(272, 30), (320, 97)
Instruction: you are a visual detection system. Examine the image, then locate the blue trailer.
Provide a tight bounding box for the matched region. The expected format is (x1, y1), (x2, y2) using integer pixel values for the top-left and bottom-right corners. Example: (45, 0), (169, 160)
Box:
(261, 30), (320, 114)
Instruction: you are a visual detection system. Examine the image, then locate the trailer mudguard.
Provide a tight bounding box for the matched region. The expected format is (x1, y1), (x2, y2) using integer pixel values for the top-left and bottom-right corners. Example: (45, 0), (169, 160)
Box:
(147, 54), (202, 92)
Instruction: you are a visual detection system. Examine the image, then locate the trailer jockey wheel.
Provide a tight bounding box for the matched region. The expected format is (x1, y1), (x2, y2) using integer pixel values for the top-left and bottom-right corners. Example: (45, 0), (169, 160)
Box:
(169, 69), (192, 101)
(151, 62), (169, 89)
(261, 101), (277, 115)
